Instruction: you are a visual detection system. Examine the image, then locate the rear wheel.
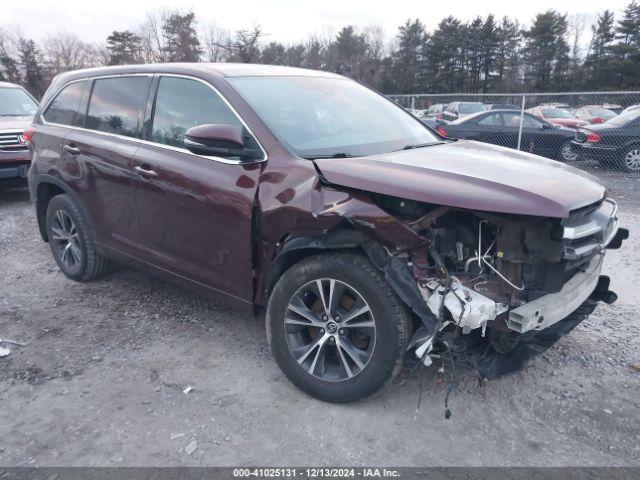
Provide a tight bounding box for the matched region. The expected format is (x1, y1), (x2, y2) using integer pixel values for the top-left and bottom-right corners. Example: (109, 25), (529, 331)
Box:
(267, 253), (411, 403)
(558, 141), (578, 162)
(620, 147), (640, 173)
(45, 194), (110, 281)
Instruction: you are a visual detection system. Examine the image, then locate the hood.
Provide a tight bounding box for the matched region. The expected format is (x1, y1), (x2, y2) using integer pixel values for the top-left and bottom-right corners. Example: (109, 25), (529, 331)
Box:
(0, 116), (33, 131)
(314, 141), (605, 218)
(548, 118), (588, 128)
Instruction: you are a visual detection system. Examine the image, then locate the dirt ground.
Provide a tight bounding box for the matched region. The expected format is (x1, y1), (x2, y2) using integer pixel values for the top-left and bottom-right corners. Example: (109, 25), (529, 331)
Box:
(0, 170), (639, 467)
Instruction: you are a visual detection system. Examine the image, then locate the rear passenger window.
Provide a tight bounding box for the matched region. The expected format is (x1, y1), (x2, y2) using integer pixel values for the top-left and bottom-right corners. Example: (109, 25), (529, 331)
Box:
(151, 77), (242, 148)
(86, 76), (150, 138)
(43, 81), (87, 126)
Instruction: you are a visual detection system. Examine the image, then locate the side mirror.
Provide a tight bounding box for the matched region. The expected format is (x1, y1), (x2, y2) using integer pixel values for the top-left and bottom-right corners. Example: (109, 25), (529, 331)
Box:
(184, 123), (260, 160)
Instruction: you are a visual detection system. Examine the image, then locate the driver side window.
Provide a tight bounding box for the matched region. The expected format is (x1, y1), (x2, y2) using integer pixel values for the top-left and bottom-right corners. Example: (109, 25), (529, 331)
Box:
(151, 77), (243, 148)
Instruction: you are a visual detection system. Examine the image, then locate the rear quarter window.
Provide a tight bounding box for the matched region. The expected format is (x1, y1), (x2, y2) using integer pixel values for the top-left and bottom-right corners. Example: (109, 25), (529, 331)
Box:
(42, 81), (88, 126)
(86, 76), (151, 138)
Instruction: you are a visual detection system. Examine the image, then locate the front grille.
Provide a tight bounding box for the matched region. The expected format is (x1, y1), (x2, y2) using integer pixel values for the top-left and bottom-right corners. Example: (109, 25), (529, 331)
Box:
(0, 131), (27, 152)
(562, 199), (618, 261)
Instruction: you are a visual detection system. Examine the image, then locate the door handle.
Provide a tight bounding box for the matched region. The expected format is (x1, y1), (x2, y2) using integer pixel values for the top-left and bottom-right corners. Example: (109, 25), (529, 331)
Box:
(63, 144), (81, 155)
(134, 165), (158, 179)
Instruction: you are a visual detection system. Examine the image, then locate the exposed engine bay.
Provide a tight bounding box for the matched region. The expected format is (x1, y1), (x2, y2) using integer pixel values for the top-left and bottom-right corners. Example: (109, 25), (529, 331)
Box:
(368, 192), (629, 378)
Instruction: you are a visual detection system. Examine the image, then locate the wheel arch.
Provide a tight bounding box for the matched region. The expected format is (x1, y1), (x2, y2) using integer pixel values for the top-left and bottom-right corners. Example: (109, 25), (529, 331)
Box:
(32, 174), (95, 242)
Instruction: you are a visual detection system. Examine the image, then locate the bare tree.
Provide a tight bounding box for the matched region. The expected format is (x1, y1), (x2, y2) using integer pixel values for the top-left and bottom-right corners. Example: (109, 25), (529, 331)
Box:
(567, 13), (592, 89)
(226, 25), (265, 63)
(44, 31), (100, 75)
(202, 22), (230, 62)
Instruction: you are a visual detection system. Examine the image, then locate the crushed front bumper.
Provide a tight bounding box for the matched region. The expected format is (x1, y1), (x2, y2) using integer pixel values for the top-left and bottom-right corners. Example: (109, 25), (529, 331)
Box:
(508, 255), (603, 333)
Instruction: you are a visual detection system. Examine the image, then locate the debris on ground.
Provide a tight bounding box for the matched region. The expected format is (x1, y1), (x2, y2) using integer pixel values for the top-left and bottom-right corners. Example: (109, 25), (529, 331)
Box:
(170, 433), (185, 440)
(631, 363), (640, 372)
(0, 337), (28, 347)
(0, 347), (10, 357)
(184, 440), (197, 455)
(183, 385), (193, 394)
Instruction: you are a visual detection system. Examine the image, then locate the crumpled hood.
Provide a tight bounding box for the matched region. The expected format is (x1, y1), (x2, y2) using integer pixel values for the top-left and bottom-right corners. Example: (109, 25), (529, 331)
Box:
(0, 116), (33, 131)
(314, 141), (606, 218)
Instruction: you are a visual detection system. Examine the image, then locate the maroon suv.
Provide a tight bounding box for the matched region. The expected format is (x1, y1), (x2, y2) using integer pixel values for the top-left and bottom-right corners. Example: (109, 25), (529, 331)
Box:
(28, 64), (627, 402)
(0, 81), (38, 180)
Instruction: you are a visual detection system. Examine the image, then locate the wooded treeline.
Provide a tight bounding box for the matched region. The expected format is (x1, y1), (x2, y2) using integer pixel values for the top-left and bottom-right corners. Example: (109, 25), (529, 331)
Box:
(1, 2), (639, 99)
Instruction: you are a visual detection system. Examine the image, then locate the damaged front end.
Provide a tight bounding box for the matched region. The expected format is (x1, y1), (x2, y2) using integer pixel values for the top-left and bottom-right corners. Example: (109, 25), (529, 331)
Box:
(364, 192), (628, 379)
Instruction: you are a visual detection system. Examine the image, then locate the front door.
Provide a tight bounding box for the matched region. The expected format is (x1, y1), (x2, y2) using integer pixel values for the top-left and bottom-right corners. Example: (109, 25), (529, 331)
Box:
(131, 75), (263, 304)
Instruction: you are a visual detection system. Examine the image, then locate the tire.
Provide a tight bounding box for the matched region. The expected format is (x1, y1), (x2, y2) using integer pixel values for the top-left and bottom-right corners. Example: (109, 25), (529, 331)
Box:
(619, 146), (640, 173)
(45, 193), (110, 281)
(558, 141), (578, 162)
(267, 253), (411, 403)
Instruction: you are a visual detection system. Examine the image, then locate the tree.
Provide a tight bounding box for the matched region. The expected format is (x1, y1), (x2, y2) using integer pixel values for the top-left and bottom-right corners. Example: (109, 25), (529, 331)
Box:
(44, 32), (100, 75)
(584, 11), (616, 89)
(610, 0), (640, 88)
(390, 19), (426, 93)
(161, 11), (202, 62)
(19, 39), (45, 97)
(522, 10), (570, 91)
(223, 26), (264, 63)
(106, 30), (143, 65)
(0, 28), (21, 83)
(326, 26), (368, 81)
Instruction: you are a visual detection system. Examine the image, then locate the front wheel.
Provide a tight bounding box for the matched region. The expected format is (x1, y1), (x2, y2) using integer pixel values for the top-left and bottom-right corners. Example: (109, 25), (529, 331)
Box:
(620, 147), (640, 173)
(267, 253), (411, 403)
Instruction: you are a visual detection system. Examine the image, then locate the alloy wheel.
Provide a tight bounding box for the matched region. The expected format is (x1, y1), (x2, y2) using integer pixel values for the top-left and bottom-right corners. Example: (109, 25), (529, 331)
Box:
(624, 148), (640, 172)
(50, 209), (82, 269)
(284, 278), (376, 382)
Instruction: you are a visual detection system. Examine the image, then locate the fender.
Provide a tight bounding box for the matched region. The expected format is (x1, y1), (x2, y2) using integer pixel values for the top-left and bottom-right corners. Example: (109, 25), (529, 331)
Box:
(30, 173), (98, 243)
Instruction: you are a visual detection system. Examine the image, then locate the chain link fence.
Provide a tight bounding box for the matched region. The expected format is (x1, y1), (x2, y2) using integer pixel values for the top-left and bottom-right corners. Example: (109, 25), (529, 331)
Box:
(387, 92), (640, 175)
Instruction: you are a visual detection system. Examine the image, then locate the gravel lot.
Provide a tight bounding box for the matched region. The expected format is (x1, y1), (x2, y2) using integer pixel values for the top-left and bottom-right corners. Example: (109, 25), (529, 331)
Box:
(0, 170), (639, 467)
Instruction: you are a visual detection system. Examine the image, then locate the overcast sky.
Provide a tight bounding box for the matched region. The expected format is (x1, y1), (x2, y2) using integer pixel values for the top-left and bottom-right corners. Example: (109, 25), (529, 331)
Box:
(1, 0), (632, 45)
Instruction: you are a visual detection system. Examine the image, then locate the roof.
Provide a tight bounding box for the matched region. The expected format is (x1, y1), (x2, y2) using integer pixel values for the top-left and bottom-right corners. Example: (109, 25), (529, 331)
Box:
(53, 62), (342, 83)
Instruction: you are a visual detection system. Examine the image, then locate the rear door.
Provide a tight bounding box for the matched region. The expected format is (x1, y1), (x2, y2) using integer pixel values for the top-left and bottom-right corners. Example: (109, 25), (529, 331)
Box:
(131, 75), (263, 304)
(64, 75), (152, 262)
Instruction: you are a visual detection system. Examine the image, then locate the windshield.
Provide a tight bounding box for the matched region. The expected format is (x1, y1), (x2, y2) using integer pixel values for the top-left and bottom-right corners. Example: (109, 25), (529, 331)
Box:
(459, 103), (485, 114)
(606, 109), (640, 127)
(541, 108), (573, 119)
(0, 87), (38, 116)
(587, 108), (616, 118)
(228, 76), (439, 158)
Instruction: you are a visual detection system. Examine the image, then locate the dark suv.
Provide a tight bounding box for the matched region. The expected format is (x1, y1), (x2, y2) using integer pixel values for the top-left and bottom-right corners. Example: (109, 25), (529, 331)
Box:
(0, 81), (39, 180)
(28, 64), (626, 403)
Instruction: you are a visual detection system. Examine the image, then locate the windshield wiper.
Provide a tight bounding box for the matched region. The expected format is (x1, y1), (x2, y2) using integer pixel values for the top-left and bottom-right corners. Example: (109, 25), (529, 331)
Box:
(399, 141), (443, 151)
(303, 152), (353, 160)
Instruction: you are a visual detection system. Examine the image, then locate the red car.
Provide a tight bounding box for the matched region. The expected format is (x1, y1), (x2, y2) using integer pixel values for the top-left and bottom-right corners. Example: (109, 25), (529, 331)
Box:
(27, 64), (627, 402)
(529, 106), (589, 129)
(0, 81), (38, 180)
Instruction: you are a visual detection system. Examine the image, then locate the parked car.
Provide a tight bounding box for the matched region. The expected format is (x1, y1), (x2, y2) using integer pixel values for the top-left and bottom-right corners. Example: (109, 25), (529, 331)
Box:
(621, 104), (640, 115)
(434, 110), (579, 162)
(420, 103), (446, 119)
(486, 103), (519, 110)
(574, 106), (617, 124)
(0, 81), (39, 181)
(442, 101), (486, 121)
(599, 103), (624, 115)
(572, 109), (640, 173)
(529, 106), (589, 129)
(28, 64), (626, 402)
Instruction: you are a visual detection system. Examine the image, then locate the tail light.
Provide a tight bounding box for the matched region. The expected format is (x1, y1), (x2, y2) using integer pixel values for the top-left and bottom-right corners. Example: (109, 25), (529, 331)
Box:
(585, 132), (601, 143)
(593, 118), (603, 124)
(436, 114), (443, 119)
(21, 126), (36, 143)
(436, 126), (448, 138)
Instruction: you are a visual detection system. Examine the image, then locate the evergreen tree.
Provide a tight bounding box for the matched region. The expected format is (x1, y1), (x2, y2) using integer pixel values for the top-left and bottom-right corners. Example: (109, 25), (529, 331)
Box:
(19, 39), (45, 97)
(161, 11), (202, 62)
(106, 30), (143, 65)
